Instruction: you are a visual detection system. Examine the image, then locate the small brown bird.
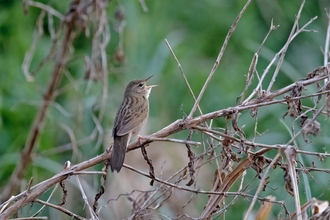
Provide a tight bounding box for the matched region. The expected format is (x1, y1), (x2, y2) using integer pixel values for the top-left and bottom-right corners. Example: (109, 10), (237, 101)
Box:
(110, 76), (157, 172)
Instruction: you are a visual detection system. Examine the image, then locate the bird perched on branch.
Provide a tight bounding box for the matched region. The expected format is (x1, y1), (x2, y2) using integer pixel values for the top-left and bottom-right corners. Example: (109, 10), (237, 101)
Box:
(110, 76), (157, 172)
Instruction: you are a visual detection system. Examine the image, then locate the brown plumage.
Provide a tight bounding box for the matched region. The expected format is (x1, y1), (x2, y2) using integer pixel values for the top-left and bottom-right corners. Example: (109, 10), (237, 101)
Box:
(110, 76), (157, 172)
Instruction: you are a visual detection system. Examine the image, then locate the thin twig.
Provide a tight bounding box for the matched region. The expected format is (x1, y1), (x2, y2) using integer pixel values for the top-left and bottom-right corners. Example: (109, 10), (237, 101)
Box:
(165, 39), (204, 116)
(237, 19), (279, 104)
(266, 0), (307, 92)
(138, 0), (148, 12)
(140, 136), (201, 146)
(26, 0), (64, 20)
(34, 199), (85, 220)
(324, 9), (330, 67)
(75, 176), (98, 220)
(32, 183), (59, 217)
(10, 217), (48, 220)
(188, 0), (252, 118)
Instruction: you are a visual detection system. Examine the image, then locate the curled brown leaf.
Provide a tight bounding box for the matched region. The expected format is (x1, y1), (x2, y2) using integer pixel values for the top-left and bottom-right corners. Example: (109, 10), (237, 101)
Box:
(302, 118), (321, 143)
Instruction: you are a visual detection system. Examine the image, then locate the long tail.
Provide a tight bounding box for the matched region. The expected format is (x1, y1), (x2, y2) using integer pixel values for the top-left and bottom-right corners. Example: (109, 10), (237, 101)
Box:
(110, 134), (129, 172)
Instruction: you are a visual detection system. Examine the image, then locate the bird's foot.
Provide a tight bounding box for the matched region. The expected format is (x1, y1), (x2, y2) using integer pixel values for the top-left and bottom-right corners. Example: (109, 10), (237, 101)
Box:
(137, 135), (148, 144)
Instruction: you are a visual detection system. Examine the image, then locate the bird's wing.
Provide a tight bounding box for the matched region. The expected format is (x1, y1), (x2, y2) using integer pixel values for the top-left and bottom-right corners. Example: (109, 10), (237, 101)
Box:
(116, 113), (146, 136)
(113, 100), (147, 136)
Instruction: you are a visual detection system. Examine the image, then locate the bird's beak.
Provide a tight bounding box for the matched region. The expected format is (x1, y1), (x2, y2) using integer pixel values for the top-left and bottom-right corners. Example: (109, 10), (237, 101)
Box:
(144, 75), (158, 89)
(145, 75), (154, 81)
(146, 85), (158, 89)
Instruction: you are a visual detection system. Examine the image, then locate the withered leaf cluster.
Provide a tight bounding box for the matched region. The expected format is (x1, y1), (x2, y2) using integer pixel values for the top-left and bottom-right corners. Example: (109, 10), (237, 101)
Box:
(283, 82), (304, 118)
(300, 116), (321, 143)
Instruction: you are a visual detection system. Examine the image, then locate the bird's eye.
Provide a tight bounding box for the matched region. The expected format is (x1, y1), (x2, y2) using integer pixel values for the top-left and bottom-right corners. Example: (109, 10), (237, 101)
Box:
(138, 83), (144, 87)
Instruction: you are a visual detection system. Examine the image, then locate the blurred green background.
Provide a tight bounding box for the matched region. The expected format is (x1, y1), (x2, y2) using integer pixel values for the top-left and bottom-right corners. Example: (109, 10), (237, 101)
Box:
(1, 0), (330, 219)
